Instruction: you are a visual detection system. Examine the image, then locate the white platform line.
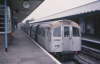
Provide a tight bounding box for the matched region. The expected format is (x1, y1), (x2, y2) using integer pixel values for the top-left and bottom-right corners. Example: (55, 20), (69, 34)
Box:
(24, 32), (62, 64)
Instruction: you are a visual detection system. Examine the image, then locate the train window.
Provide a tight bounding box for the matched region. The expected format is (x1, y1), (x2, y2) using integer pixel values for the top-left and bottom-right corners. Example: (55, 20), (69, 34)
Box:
(73, 27), (79, 36)
(64, 27), (69, 37)
(38, 28), (45, 36)
(37, 28), (41, 34)
(40, 28), (42, 35)
(46, 27), (51, 41)
(42, 29), (45, 36)
(53, 26), (61, 37)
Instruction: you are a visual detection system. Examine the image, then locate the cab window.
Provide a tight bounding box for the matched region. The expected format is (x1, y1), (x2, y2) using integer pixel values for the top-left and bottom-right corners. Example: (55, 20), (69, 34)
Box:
(53, 26), (61, 37)
(64, 27), (69, 37)
(73, 27), (79, 36)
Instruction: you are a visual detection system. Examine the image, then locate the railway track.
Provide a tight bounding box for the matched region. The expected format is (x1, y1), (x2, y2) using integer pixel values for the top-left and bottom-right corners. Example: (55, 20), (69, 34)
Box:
(55, 39), (100, 64)
(61, 51), (99, 64)
(82, 45), (100, 60)
(58, 45), (100, 64)
(74, 43), (100, 64)
(82, 39), (100, 59)
(74, 54), (98, 64)
(73, 44), (100, 64)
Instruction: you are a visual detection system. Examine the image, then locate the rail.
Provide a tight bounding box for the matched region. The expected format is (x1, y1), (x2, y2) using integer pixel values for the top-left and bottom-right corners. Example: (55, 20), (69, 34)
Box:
(82, 45), (100, 59)
(82, 37), (100, 44)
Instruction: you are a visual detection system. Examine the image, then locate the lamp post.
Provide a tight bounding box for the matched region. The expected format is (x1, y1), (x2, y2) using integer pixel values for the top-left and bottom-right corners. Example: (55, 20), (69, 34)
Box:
(4, 0), (8, 52)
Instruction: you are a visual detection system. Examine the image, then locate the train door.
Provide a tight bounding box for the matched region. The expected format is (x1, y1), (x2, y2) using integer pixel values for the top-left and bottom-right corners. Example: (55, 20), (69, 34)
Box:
(52, 26), (63, 52)
(72, 27), (81, 51)
(45, 27), (51, 51)
(63, 26), (73, 51)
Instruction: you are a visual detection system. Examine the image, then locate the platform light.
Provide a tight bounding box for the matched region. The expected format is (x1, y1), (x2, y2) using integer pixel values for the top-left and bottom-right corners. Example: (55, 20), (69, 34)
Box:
(23, 0), (30, 8)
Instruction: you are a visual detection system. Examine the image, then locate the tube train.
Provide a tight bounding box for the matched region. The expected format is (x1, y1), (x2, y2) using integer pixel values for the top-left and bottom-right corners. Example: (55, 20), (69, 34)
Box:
(22, 20), (81, 55)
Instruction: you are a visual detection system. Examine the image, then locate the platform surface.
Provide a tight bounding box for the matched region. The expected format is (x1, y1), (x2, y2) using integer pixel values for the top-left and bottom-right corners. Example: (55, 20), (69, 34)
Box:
(0, 29), (57, 64)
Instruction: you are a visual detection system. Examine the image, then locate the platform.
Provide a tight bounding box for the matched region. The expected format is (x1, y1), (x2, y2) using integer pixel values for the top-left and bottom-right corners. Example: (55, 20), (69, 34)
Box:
(0, 29), (59, 64)
(82, 36), (100, 44)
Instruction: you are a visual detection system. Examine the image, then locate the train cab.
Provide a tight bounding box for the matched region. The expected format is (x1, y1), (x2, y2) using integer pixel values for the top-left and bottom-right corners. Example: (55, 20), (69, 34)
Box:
(51, 20), (81, 53)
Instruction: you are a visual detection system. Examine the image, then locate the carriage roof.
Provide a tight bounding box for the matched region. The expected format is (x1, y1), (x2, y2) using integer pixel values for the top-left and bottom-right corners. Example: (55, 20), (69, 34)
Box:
(38, 20), (79, 28)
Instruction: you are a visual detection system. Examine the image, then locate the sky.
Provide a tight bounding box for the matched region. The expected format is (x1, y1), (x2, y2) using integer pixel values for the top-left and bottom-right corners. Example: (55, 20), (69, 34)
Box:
(23, 0), (97, 22)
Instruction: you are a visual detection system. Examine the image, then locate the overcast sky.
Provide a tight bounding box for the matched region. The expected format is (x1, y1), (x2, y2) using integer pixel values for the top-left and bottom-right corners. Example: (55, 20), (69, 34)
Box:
(23, 0), (96, 22)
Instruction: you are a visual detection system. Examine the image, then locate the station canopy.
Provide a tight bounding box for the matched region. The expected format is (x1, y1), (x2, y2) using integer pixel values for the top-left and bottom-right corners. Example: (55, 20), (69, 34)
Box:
(7, 0), (44, 22)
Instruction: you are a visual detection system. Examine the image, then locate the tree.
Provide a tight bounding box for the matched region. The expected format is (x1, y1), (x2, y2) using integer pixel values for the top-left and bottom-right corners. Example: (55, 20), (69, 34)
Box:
(0, 0), (3, 5)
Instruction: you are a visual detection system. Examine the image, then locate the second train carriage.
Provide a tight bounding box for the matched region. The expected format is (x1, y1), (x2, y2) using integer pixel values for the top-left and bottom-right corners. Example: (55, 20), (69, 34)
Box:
(30, 20), (81, 54)
(30, 23), (39, 40)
